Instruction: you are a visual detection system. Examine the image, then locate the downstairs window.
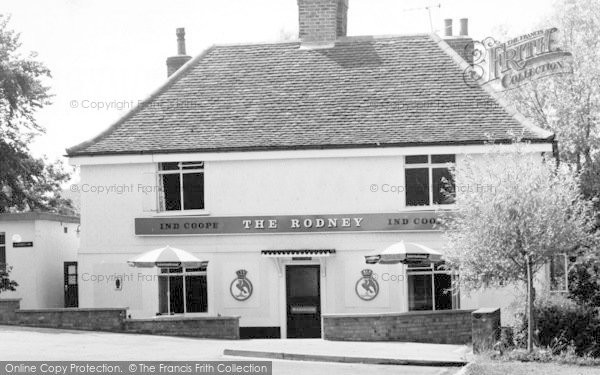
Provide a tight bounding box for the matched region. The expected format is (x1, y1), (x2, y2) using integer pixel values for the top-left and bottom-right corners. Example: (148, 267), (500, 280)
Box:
(158, 265), (208, 314)
(407, 261), (460, 311)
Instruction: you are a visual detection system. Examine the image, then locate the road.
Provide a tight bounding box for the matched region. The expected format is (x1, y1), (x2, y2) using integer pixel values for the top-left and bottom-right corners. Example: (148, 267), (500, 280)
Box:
(0, 325), (461, 375)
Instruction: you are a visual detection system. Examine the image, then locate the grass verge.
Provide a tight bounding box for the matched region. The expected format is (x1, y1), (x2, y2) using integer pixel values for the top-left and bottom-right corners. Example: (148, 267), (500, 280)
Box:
(464, 359), (599, 375)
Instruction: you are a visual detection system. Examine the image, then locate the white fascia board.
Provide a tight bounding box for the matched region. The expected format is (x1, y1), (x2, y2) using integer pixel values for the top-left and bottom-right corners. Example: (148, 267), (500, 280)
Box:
(68, 143), (553, 166)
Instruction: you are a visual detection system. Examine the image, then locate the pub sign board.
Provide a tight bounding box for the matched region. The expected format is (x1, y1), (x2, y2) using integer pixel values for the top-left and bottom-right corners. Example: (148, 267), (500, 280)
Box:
(135, 212), (444, 236)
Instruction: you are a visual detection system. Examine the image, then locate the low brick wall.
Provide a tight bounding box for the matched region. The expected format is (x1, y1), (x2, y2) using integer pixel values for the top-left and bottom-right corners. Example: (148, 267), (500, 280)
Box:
(323, 310), (474, 344)
(124, 316), (240, 340)
(0, 298), (21, 324)
(0, 299), (239, 340)
(472, 308), (501, 353)
(16, 308), (126, 332)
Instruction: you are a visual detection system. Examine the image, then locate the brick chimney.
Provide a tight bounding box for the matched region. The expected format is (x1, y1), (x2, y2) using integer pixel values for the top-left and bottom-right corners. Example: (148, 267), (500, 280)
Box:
(298, 0), (349, 48)
(166, 28), (192, 77)
(442, 18), (473, 65)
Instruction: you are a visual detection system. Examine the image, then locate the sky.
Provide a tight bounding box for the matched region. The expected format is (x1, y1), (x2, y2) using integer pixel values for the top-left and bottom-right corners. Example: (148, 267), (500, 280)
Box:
(2, 0), (556, 164)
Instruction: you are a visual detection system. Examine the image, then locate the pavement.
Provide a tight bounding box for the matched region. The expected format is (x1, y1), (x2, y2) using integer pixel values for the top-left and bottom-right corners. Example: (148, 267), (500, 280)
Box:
(224, 338), (470, 366)
(0, 325), (466, 375)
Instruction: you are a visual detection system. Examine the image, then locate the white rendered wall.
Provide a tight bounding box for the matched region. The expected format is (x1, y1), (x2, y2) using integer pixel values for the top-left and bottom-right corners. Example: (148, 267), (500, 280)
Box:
(1, 220), (79, 308)
(74, 146), (550, 326)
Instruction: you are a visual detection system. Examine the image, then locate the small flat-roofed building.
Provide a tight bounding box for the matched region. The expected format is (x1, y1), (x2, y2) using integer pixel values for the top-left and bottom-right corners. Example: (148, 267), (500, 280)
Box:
(0, 213), (80, 309)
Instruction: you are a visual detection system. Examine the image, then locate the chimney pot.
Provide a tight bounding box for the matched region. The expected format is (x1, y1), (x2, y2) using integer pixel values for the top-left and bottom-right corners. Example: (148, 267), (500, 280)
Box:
(166, 27), (192, 77)
(444, 19), (453, 37)
(459, 18), (469, 36)
(176, 28), (186, 55)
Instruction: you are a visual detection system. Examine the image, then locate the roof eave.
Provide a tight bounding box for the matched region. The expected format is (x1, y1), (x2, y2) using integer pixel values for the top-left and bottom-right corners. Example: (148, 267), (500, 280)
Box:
(66, 137), (555, 158)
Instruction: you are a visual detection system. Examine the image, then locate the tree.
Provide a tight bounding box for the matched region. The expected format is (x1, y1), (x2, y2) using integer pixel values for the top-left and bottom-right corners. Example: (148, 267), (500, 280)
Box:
(442, 143), (596, 352)
(501, 0), (600, 173)
(0, 15), (74, 214)
(498, 0), (600, 321)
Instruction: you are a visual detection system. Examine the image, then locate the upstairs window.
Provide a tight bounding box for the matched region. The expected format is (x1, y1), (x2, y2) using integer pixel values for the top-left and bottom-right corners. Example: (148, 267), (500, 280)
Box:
(405, 154), (455, 207)
(158, 162), (205, 212)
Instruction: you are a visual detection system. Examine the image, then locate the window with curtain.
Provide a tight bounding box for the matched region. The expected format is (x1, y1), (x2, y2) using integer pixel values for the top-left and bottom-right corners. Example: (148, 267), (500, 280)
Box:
(407, 261), (459, 311)
(405, 155), (455, 207)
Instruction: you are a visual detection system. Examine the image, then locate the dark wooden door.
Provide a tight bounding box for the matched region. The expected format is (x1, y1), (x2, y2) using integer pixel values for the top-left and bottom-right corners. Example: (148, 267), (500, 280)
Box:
(64, 262), (79, 308)
(286, 265), (321, 338)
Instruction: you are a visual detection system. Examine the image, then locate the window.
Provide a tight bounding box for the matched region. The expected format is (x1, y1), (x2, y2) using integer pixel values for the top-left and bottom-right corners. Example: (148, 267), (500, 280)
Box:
(405, 155), (455, 207)
(158, 266), (207, 314)
(0, 232), (5, 272)
(158, 162), (205, 212)
(407, 261), (459, 311)
(550, 254), (568, 292)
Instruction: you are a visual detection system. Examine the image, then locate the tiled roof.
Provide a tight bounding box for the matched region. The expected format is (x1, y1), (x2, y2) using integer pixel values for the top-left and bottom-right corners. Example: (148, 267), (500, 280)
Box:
(67, 34), (553, 156)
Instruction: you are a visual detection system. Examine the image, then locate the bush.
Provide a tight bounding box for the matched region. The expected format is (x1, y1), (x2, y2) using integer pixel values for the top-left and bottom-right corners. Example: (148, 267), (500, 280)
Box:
(498, 326), (515, 351)
(513, 293), (600, 357)
(568, 255), (600, 308)
(500, 348), (555, 363)
(0, 265), (18, 294)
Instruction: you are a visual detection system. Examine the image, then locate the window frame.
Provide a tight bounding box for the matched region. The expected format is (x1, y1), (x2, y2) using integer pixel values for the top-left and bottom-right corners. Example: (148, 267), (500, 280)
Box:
(406, 262), (460, 311)
(0, 232), (5, 272)
(158, 266), (208, 315)
(549, 253), (569, 293)
(156, 161), (207, 215)
(404, 154), (456, 208)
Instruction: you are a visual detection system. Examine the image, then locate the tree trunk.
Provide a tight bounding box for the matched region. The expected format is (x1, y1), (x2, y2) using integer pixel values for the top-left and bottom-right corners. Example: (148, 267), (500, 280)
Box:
(526, 255), (535, 352)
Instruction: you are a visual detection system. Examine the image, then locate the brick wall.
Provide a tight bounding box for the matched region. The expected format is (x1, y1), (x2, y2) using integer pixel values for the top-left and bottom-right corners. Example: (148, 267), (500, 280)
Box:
(167, 55), (192, 77)
(298, 0), (348, 44)
(16, 308), (126, 331)
(335, 0), (348, 38)
(0, 298), (21, 324)
(1, 299), (239, 340)
(323, 310), (474, 344)
(445, 37), (474, 65)
(124, 316), (239, 340)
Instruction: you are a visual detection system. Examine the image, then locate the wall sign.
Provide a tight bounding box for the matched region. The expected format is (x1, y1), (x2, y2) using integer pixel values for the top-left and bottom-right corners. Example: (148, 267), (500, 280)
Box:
(135, 211), (443, 236)
(155, 262), (181, 268)
(230, 269), (253, 301)
(355, 269), (379, 301)
(290, 305), (318, 314)
(12, 242), (33, 248)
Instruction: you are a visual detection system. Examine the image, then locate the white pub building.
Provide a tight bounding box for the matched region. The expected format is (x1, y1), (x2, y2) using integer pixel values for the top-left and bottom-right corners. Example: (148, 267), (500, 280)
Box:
(67, 0), (559, 338)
